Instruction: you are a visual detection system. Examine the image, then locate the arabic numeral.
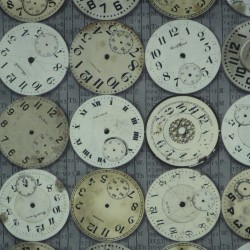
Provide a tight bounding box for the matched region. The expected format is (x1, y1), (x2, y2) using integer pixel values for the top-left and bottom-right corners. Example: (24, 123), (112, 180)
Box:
(131, 202), (138, 211)
(169, 27), (179, 37)
(163, 72), (170, 81)
(198, 31), (205, 41)
(121, 72), (132, 82)
(87, 0), (96, 9)
(151, 49), (161, 59)
(7, 0), (14, 9)
(53, 63), (63, 71)
(185, 230), (193, 236)
(1, 120), (8, 127)
(169, 227), (177, 234)
(128, 216), (134, 224)
(235, 145), (242, 152)
(171, 4), (180, 12)
(8, 149), (15, 157)
(204, 42), (211, 52)
(128, 60), (139, 71)
(113, 1), (122, 10)
(115, 224), (125, 233)
(197, 0), (205, 7)
(198, 223), (206, 228)
(13, 219), (19, 226)
(155, 61), (162, 70)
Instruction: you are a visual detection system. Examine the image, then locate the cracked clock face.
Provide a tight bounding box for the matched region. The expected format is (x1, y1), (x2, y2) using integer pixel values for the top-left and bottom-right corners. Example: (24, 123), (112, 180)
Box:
(145, 20), (221, 94)
(0, 96), (69, 169)
(70, 95), (144, 168)
(162, 242), (207, 250)
(86, 243), (130, 250)
(145, 168), (220, 241)
(11, 242), (55, 250)
(0, 23), (68, 96)
(227, 0), (250, 17)
(0, 169), (69, 241)
(146, 96), (219, 167)
(71, 169), (144, 242)
(0, 0), (65, 22)
(70, 21), (144, 94)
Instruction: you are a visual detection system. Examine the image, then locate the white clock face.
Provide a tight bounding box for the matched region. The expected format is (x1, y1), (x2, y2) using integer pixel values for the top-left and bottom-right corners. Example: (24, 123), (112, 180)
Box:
(70, 95), (144, 168)
(162, 242), (207, 250)
(145, 169), (220, 241)
(145, 20), (221, 94)
(146, 96), (219, 167)
(0, 169), (69, 241)
(227, 0), (250, 17)
(0, 23), (68, 95)
(11, 242), (55, 250)
(86, 243), (130, 250)
(70, 21), (144, 94)
(238, 242), (250, 250)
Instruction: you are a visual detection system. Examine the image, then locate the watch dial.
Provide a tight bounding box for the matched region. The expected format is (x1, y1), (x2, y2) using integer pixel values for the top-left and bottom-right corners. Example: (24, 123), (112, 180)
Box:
(11, 242), (55, 250)
(70, 21), (144, 94)
(0, 23), (68, 95)
(162, 242), (207, 250)
(71, 169), (144, 241)
(227, 0), (250, 17)
(145, 20), (221, 94)
(0, 169), (69, 241)
(145, 169), (220, 241)
(238, 243), (250, 250)
(86, 243), (130, 250)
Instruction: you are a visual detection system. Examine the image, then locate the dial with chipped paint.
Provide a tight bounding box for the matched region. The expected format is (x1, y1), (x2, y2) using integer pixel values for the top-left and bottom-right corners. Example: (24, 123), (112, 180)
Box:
(146, 96), (219, 167)
(86, 243), (130, 250)
(222, 95), (250, 166)
(0, 23), (68, 96)
(11, 242), (55, 250)
(145, 20), (221, 94)
(0, 169), (69, 241)
(222, 169), (250, 239)
(71, 169), (144, 241)
(70, 95), (144, 168)
(162, 242), (207, 250)
(0, 96), (69, 169)
(145, 169), (220, 241)
(70, 21), (144, 94)
(227, 0), (250, 17)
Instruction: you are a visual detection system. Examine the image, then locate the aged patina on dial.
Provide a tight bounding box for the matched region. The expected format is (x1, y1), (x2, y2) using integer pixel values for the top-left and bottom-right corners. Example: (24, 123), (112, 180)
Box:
(0, 23), (68, 96)
(0, 169), (69, 241)
(145, 20), (221, 94)
(227, 0), (250, 17)
(145, 169), (220, 241)
(70, 95), (144, 168)
(0, 0), (65, 22)
(71, 169), (144, 241)
(11, 242), (55, 250)
(148, 0), (215, 19)
(70, 21), (144, 94)
(0, 96), (69, 168)
(146, 96), (219, 167)
(222, 95), (250, 166)
(222, 169), (250, 239)
(86, 243), (130, 250)
(162, 242), (207, 250)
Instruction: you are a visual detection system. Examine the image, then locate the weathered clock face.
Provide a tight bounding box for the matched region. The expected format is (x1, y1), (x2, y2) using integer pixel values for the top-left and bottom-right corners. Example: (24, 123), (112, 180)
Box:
(146, 96), (219, 167)
(11, 242), (55, 250)
(70, 95), (144, 168)
(0, 0), (65, 22)
(145, 168), (220, 241)
(227, 0), (250, 17)
(70, 21), (144, 94)
(162, 242), (207, 250)
(238, 242), (250, 250)
(71, 169), (144, 241)
(0, 96), (69, 169)
(0, 23), (68, 95)
(86, 243), (130, 250)
(0, 169), (69, 241)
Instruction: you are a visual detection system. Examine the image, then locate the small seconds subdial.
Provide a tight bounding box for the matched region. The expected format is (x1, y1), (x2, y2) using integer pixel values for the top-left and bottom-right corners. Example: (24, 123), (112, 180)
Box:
(23, 0), (48, 16)
(16, 175), (37, 196)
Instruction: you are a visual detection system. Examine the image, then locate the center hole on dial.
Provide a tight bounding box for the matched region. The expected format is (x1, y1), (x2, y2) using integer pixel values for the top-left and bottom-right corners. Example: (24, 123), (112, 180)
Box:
(180, 53), (186, 59)
(104, 128), (110, 134)
(104, 54), (110, 60)
(30, 203), (35, 208)
(105, 204), (109, 208)
(180, 201), (186, 207)
(29, 130), (34, 135)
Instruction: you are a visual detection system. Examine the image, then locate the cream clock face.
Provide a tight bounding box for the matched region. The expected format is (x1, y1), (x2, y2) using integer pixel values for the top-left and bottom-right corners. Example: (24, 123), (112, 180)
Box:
(0, 169), (69, 241)
(238, 243), (250, 250)
(146, 96), (219, 167)
(70, 21), (144, 94)
(0, 96), (69, 169)
(145, 169), (220, 241)
(227, 0), (250, 17)
(145, 20), (221, 94)
(222, 169), (250, 239)
(0, 0), (65, 22)
(162, 242), (207, 250)
(0, 23), (68, 95)
(11, 242), (55, 250)
(71, 169), (144, 242)
(70, 95), (144, 168)
(86, 243), (130, 250)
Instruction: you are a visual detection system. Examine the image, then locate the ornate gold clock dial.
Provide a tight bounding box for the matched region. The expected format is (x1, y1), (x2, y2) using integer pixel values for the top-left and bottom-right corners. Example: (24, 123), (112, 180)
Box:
(11, 242), (55, 250)
(71, 169), (144, 241)
(86, 243), (130, 250)
(70, 21), (144, 94)
(227, 0), (250, 17)
(0, 96), (69, 169)
(162, 242), (207, 250)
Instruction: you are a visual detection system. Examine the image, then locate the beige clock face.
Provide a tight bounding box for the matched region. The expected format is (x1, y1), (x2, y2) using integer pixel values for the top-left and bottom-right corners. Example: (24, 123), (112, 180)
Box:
(11, 242), (55, 250)
(70, 21), (144, 94)
(238, 242), (250, 250)
(162, 242), (207, 250)
(227, 0), (250, 17)
(86, 243), (130, 250)
(71, 169), (144, 241)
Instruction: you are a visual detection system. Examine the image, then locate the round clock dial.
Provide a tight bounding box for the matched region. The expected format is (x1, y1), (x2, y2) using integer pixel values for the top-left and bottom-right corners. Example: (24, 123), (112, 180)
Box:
(238, 243), (250, 250)
(11, 242), (55, 250)
(0, 96), (69, 169)
(162, 242), (207, 250)
(148, 0), (215, 19)
(0, 23), (68, 96)
(146, 96), (219, 167)
(145, 168), (220, 241)
(145, 20), (221, 94)
(227, 0), (250, 17)
(86, 243), (130, 250)
(71, 169), (144, 241)
(222, 169), (250, 239)
(73, 0), (139, 20)
(70, 21), (144, 94)
(221, 95), (250, 166)
(0, 169), (69, 241)
(0, 0), (64, 22)
(70, 95), (144, 168)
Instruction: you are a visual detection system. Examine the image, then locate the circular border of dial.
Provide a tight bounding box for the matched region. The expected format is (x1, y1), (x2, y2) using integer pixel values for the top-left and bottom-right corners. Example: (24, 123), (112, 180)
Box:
(238, 242), (250, 250)
(86, 243), (130, 250)
(10, 242), (55, 250)
(161, 242), (207, 250)
(227, 0), (250, 17)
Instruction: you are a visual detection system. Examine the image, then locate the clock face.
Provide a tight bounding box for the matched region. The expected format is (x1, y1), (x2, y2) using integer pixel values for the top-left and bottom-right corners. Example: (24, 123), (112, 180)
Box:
(148, 0), (215, 19)
(145, 168), (220, 241)
(162, 242), (207, 250)
(0, 96), (69, 169)
(222, 169), (250, 239)
(227, 0), (250, 17)
(70, 95), (144, 168)
(238, 242), (250, 250)
(221, 95), (250, 166)
(0, 169), (69, 241)
(73, 0), (139, 20)
(11, 242), (55, 250)
(86, 243), (130, 250)
(146, 96), (219, 167)
(70, 21), (144, 94)
(145, 20), (221, 94)
(71, 169), (144, 241)
(0, 23), (68, 96)
(0, 0), (65, 22)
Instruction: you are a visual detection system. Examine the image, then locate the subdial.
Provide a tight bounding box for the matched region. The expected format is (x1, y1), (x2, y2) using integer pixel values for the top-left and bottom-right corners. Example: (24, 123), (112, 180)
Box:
(33, 133), (57, 156)
(234, 179), (250, 199)
(23, 0), (48, 16)
(192, 190), (215, 211)
(179, 63), (202, 85)
(234, 105), (250, 126)
(107, 178), (130, 199)
(16, 175), (37, 196)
